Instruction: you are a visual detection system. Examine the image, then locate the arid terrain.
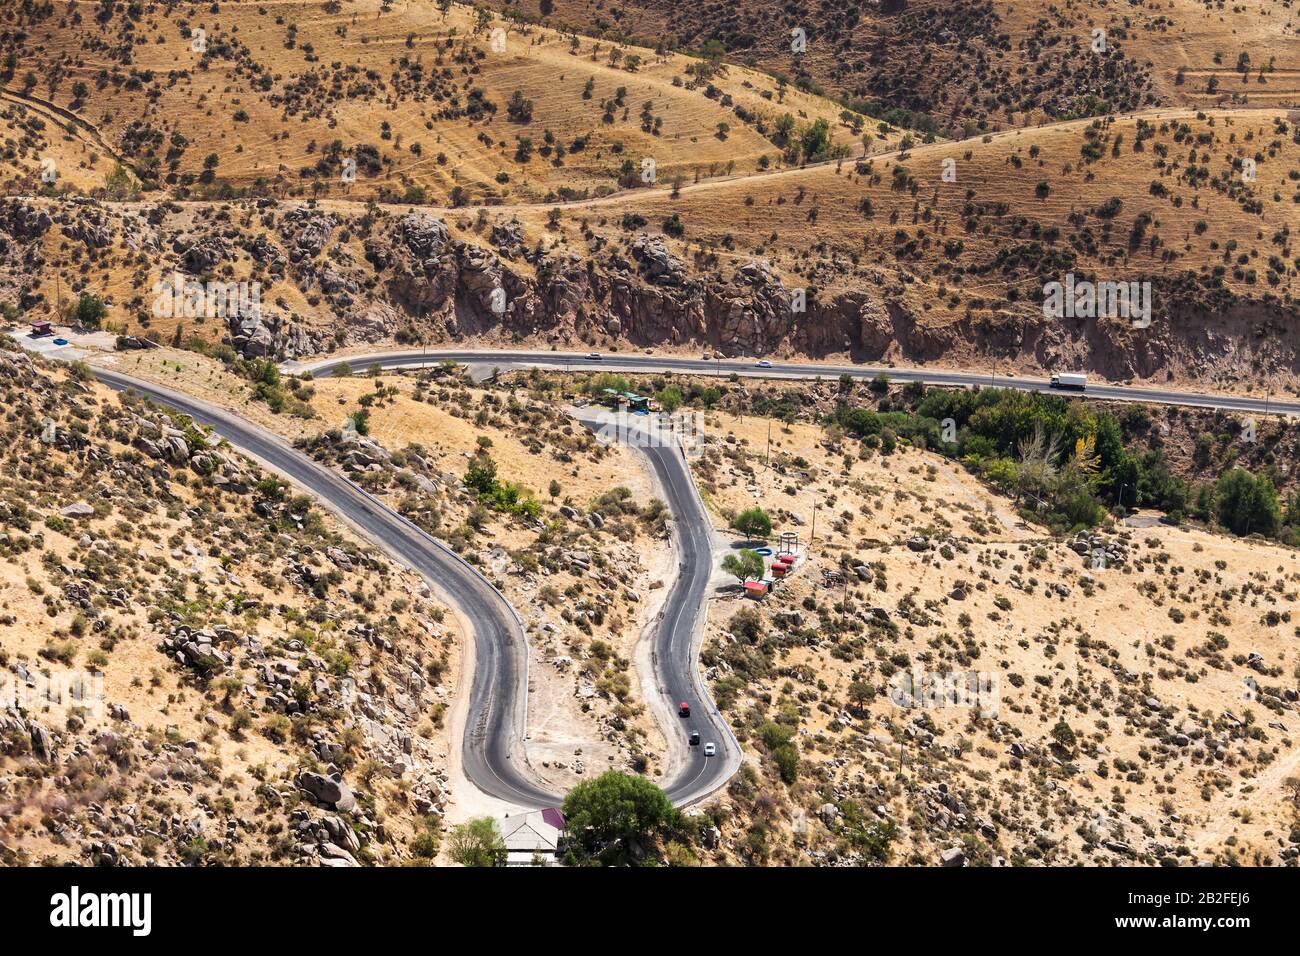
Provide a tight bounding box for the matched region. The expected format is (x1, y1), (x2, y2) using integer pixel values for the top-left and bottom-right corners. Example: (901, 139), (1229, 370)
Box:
(0, 2), (1295, 389)
(683, 390), (1300, 865)
(0, 1), (1298, 871)
(0, 343), (461, 866)
(487, 0), (1300, 128)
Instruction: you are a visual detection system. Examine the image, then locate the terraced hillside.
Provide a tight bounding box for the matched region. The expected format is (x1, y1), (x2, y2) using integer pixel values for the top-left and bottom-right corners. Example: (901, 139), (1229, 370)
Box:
(497, 0), (1300, 131)
(0, 0), (909, 204)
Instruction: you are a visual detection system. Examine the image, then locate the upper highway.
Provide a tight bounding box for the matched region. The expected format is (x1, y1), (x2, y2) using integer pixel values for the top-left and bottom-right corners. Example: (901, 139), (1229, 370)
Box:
(289, 349), (1300, 418)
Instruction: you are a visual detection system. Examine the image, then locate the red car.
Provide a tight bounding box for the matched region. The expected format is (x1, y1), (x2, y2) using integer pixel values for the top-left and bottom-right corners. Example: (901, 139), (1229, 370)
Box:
(678, 701), (690, 717)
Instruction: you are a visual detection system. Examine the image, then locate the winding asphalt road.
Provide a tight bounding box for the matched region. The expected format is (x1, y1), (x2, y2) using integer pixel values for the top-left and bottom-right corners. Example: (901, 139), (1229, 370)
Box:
(78, 350), (1300, 814)
(89, 367), (558, 809)
(291, 347), (1300, 807)
(638, 441), (742, 803)
(95, 359), (744, 808)
(567, 408), (741, 805)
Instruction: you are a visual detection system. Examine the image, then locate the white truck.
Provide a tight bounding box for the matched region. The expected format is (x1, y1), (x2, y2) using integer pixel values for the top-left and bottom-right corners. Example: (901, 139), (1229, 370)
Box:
(1050, 372), (1087, 391)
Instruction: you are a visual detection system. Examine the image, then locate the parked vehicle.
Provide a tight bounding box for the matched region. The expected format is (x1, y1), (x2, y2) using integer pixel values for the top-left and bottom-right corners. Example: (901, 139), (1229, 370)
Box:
(1050, 372), (1087, 390)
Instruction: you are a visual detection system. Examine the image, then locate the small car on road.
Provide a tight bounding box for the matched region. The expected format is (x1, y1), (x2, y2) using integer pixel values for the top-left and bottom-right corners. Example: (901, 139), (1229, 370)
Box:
(703, 742), (716, 756)
(755, 359), (773, 368)
(586, 352), (602, 360)
(678, 701), (690, 717)
(689, 732), (700, 746)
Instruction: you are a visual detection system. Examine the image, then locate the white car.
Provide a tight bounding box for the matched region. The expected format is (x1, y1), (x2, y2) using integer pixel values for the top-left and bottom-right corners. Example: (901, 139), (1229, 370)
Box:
(755, 359), (773, 368)
(586, 352), (602, 360)
(703, 742), (716, 756)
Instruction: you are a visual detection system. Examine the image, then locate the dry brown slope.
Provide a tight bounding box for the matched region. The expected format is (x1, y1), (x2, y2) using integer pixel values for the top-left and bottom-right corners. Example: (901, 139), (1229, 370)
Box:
(493, 0), (1300, 129)
(1, 0), (906, 204)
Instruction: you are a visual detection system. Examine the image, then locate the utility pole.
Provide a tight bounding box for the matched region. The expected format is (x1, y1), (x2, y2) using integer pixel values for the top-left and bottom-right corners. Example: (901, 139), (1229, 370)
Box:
(810, 502), (818, 546)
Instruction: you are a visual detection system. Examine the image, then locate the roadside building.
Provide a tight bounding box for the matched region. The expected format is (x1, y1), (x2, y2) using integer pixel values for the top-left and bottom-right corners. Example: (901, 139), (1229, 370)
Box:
(598, 388), (650, 412)
(499, 808), (565, 866)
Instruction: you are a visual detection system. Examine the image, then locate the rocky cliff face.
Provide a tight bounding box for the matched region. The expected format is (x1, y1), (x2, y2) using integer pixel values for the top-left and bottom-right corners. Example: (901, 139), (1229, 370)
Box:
(2, 197), (1295, 385)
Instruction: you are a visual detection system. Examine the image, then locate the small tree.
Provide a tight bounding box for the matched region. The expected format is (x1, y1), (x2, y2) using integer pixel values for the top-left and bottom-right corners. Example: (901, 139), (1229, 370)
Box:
(656, 385), (683, 412)
(67, 291), (107, 329)
(759, 721), (799, 783)
(1051, 719), (1077, 754)
(1215, 467), (1280, 537)
(734, 507), (772, 541)
(562, 770), (679, 866)
(721, 548), (764, 584)
(447, 817), (507, 867)
(465, 452), (498, 497)
(847, 680), (874, 712)
(506, 90), (534, 123)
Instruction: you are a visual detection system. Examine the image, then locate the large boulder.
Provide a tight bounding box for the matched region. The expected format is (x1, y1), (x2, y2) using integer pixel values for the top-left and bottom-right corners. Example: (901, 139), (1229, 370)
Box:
(176, 233), (230, 273)
(399, 211), (451, 261)
(298, 771), (357, 812)
(279, 208), (337, 261)
(631, 235), (685, 285)
(0, 199), (52, 239)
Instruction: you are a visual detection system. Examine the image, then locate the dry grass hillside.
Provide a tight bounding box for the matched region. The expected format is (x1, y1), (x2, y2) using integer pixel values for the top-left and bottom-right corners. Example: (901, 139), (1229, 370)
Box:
(504, 107), (1300, 382)
(0, 0), (905, 205)
(497, 0), (1300, 130)
(0, 105), (1294, 392)
(684, 405), (1300, 866)
(0, 4), (1295, 392)
(0, 340), (462, 866)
